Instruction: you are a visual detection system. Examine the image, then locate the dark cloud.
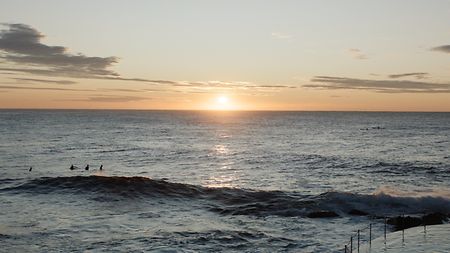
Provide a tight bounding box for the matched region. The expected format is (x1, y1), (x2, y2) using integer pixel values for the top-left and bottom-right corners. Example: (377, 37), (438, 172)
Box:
(12, 77), (77, 85)
(431, 45), (450, 54)
(0, 23), (65, 55)
(388, 72), (429, 80)
(304, 76), (450, 93)
(0, 23), (120, 79)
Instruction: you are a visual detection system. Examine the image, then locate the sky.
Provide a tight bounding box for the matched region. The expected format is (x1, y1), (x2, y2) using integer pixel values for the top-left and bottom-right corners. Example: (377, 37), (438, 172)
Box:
(0, 0), (450, 111)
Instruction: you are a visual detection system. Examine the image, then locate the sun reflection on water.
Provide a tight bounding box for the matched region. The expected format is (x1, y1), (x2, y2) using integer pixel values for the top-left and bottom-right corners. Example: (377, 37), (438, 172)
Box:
(204, 132), (240, 187)
(213, 144), (229, 155)
(203, 168), (240, 188)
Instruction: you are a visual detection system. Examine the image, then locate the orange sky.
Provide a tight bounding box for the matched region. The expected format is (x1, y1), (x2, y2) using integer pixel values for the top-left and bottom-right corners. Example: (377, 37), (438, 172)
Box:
(1, 1), (450, 111)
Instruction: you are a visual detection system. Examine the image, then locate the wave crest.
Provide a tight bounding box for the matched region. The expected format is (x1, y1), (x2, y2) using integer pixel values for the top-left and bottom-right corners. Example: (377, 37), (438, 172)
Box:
(4, 176), (450, 217)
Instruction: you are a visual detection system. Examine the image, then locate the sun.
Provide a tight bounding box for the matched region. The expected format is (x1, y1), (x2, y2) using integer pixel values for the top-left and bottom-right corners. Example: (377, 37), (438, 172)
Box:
(212, 95), (233, 110)
(217, 96), (229, 105)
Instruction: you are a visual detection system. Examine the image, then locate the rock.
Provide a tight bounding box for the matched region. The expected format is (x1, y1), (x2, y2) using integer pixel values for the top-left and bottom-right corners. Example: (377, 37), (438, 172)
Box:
(386, 213), (450, 231)
(387, 216), (422, 231)
(348, 209), (368, 216)
(307, 211), (339, 218)
(422, 212), (448, 226)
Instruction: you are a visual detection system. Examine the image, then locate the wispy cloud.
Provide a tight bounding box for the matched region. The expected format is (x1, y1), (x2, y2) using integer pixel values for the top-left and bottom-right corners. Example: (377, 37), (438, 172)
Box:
(172, 80), (295, 90)
(271, 32), (293, 40)
(431, 45), (450, 54)
(347, 48), (368, 60)
(388, 72), (429, 80)
(0, 85), (91, 91)
(12, 77), (77, 85)
(303, 76), (450, 93)
(67, 95), (150, 103)
(0, 84), (165, 95)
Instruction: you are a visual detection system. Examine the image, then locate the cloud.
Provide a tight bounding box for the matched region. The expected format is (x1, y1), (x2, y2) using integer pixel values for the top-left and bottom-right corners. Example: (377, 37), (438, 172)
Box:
(431, 45), (450, 54)
(0, 23), (294, 95)
(0, 85), (91, 91)
(271, 32), (293, 40)
(12, 77), (77, 85)
(0, 23), (120, 79)
(388, 72), (429, 80)
(171, 80), (295, 90)
(303, 76), (450, 93)
(347, 48), (368, 60)
(72, 95), (150, 103)
(0, 84), (163, 94)
(97, 88), (143, 93)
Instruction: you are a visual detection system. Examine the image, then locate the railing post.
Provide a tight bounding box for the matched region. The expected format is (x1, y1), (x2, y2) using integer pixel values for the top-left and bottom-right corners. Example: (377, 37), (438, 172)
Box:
(350, 236), (353, 253)
(357, 230), (360, 253)
(402, 215), (405, 243)
(369, 223), (372, 246)
(384, 217), (387, 244)
(424, 224), (426, 234)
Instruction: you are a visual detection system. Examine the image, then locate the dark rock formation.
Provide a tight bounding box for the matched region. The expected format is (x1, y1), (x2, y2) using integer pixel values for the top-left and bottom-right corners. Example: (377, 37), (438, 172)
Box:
(422, 212), (448, 226)
(387, 216), (421, 230)
(387, 213), (449, 231)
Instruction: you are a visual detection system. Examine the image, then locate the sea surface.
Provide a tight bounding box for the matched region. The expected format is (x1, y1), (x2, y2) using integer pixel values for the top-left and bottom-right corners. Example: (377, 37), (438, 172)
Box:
(0, 110), (449, 252)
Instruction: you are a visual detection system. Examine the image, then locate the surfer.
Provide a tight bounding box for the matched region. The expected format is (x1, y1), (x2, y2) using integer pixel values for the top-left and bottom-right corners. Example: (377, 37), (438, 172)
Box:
(99, 164), (103, 170)
(70, 164), (76, 170)
(29, 166), (32, 172)
(85, 164), (89, 170)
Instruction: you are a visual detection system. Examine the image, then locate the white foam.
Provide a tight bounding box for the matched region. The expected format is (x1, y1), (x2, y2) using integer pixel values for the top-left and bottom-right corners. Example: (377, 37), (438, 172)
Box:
(323, 186), (450, 215)
(374, 186), (450, 199)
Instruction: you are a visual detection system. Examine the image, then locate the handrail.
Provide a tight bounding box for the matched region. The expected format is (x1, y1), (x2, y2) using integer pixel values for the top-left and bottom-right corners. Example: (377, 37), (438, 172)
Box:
(343, 215), (428, 253)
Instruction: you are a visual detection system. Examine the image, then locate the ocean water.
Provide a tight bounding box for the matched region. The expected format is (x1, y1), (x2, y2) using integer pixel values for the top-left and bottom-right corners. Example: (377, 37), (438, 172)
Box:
(0, 110), (449, 252)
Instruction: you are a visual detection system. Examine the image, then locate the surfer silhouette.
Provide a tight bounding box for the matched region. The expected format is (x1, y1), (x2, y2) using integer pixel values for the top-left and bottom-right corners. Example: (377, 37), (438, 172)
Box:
(85, 164), (89, 170)
(99, 164), (103, 170)
(70, 164), (76, 170)
(29, 167), (32, 172)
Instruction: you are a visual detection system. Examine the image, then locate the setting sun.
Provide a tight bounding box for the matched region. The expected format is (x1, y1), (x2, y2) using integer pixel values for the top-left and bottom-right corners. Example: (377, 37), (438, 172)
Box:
(211, 95), (234, 110)
(217, 96), (229, 105)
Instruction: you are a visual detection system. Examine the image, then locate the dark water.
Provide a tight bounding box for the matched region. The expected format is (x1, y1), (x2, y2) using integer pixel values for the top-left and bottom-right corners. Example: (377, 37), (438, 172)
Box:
(0, 110), (449, 252)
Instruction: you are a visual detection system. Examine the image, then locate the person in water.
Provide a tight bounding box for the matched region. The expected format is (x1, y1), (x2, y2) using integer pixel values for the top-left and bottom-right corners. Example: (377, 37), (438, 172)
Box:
(70, 164), (75, 170)
(29, 167), (32, 172)
(99, 164), (103, 170)
(85, 164), (89, 170)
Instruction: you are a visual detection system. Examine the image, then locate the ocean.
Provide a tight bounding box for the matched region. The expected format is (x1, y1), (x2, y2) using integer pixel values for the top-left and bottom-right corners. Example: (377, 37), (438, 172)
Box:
(0, 110), (449, 252)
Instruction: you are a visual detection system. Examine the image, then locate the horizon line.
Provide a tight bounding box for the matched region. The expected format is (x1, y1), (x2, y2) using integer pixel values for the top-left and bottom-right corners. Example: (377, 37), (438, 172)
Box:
(0, 108), (449, 113)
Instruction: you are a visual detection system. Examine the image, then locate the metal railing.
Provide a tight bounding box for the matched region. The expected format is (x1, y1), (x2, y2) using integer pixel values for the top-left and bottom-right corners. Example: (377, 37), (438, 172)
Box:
(343, 215), (428, 253)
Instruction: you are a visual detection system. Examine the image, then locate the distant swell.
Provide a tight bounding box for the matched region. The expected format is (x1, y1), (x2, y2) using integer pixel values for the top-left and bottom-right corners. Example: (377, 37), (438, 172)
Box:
(4, 176), (450, 217)
(364, 161), (450, 175)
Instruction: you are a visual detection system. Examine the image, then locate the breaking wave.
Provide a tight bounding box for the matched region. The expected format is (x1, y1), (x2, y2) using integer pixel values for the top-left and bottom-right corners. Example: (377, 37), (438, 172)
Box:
(3, 176), (450, 217)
